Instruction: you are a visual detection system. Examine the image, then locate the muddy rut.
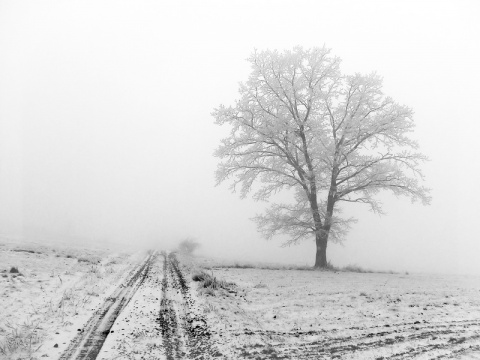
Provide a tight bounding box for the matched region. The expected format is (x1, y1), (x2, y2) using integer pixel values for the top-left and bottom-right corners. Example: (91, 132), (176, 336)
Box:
(159, 252), (222, 360)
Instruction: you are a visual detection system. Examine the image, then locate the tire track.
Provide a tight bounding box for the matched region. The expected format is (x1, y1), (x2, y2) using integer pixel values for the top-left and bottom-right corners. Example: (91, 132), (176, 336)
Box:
(158, 252), (223, 359)
(159, 252), (184, 360)
(59, 252), (156, 360)
(235, 317), (480, 359)
(169, 253), (223, 359)
(385, 335), (480, 359)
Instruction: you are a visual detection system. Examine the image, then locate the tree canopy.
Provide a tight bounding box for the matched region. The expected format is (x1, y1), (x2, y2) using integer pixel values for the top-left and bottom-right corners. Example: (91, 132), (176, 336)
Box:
(214, 46), (430, 267)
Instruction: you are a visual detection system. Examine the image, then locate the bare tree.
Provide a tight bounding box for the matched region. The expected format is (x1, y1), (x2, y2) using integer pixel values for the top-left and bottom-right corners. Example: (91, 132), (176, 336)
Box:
(214, 47), (430, 268)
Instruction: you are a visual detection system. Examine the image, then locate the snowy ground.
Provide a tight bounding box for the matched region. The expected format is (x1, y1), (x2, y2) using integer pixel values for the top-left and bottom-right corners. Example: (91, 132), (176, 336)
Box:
(185, 256), (480, 359)
(0, 239), (145, 359)
(1, 240), (480, 359)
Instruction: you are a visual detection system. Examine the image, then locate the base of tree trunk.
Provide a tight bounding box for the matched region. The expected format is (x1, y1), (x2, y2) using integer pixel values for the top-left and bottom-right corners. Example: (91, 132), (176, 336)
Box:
(314, 236), (328, 268)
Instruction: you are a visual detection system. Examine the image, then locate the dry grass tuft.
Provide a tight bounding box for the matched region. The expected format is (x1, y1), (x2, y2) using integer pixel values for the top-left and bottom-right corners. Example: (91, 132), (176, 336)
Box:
(78, 256), (101, 264)
(339, 264), (397, 274)
(192, 271), (236, 294)
(214, 262), (312, 271)
(253, 283), (268, 289)
(0, 319), (42, 357)
(341, 264), (373, 273)
(212, 260), (397, 274)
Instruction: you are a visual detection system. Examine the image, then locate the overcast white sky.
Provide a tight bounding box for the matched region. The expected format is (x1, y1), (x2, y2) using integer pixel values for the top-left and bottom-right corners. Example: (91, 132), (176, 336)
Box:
(1, 0), (479, 274)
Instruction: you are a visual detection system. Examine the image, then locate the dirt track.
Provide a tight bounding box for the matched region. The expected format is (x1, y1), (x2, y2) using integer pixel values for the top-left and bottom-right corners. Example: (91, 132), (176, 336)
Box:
(59, 252), (156, 360)
(58, 251), (222, 360)
(159, 252), (222, 359)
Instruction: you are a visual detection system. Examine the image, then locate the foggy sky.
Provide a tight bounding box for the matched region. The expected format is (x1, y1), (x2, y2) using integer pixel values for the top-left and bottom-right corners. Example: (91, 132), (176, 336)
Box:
(1, 0), (479, 274)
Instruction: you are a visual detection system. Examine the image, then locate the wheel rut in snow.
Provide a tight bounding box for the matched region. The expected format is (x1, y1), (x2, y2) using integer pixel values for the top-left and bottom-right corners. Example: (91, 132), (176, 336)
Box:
(159, 252), (183, 359)
(158, 252), (223, 360)
(234, 318), (480, 359)
(59, 252), (156, 360)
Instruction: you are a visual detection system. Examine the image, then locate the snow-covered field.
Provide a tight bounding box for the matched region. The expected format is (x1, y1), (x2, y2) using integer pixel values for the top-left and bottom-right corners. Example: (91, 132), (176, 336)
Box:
(1, 240), (480, 359)
(185, 256), (480, 359)
(0, 239), (145, 359)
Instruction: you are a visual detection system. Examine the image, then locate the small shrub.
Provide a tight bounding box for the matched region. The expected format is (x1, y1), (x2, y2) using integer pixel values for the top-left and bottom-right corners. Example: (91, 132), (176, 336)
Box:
(325, 261), (339, 271)
(78, 256), (100, 264)
(9, 267), (19, 274)
(253, 283), (268, 289)
(339, 264), (397, 274)
(231, 263), (255, 269)
(343, 264), (371, 273)
(178, 238), (201, 255)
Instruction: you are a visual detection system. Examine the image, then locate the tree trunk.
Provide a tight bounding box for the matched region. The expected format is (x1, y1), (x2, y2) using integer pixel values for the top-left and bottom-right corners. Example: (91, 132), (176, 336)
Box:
(314, 232), (328, 268)
(314, 178), (336, 269)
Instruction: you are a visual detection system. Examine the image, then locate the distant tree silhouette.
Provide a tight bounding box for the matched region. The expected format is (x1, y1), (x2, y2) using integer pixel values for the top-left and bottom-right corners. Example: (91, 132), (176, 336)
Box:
(178, 237), (200, 255)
